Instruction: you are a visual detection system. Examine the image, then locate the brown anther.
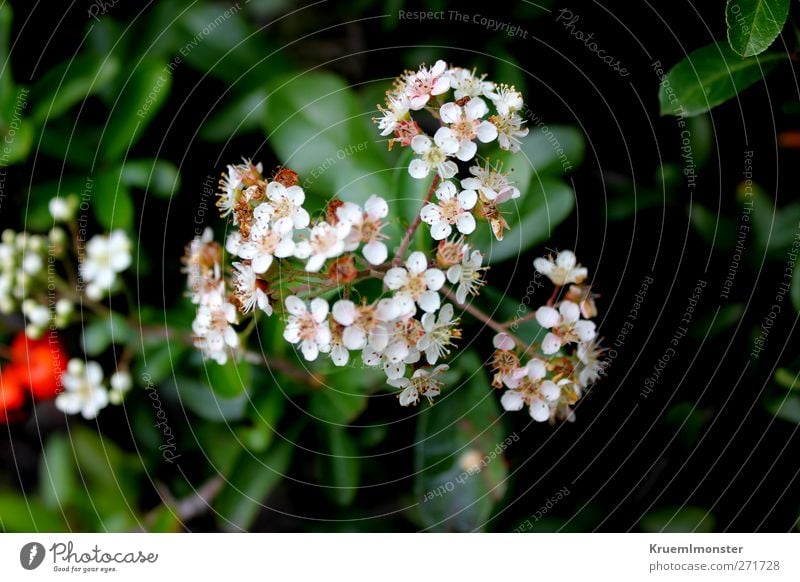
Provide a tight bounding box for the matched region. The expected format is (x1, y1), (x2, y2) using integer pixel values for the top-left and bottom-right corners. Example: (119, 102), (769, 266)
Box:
(436, 238), (465, 268)
(326, 198), (345, 224)
(272, 166), (299, 187)
(455, 96), (471, 107)
(327, 255), (357, 285)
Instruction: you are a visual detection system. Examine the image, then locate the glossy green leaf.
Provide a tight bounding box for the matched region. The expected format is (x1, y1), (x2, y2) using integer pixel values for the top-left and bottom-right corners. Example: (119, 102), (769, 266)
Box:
(322, 426), (361, 506)
(263, 72), (390, 204)
(214, 437), (294, 531)
(664, 402), (712, 447)
(30, 54), (120, 124)
(471, 177), (575, 264)
(726, 0), (789, 57)
(774, 368), (799, 390)
(93, 171), (135, 230)
(640, 506), (715, 532)
(121, 158), (181, 199)
(308, 385), (369, 425)
(415, 350), (509, 532)
(689, 203), (736, 250)
(0, 492), (67, 532)
(0, 4), (15, 110)
(238, 379), (286, 452)
(767, 395), (800, 423)
(205, 357), (251, 398)
(167, 376), (249, 422)
(80, 312), (134, 356)
(690, 303), (744, 338)
(39, 434), (78, 510)
(658, 42), (783, 117)
(520, 125), (585, 177)
(102, 59), (172, 161)
(200, 87), (269, 141)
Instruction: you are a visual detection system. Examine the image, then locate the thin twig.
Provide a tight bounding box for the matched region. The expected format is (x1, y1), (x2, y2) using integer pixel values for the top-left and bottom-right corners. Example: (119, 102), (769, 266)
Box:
(393, 174), (440, 266)
(441, 286), (527, 350)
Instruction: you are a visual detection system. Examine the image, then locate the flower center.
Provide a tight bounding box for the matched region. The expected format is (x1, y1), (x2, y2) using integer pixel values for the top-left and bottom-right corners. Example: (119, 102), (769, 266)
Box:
(439, 198), (463, 223)
(452, 118), (477, 141)
(423, 147), (446, 165)
(298, 314), (319, 341)
(404, 273), (428, 300)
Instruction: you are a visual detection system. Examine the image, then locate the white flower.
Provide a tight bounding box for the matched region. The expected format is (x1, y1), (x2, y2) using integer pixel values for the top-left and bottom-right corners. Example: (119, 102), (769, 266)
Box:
(439, 98), (497, 161)
(49, 197), (75, 222)
(533, 250), (588, 286)
(362, 341), (420, 380)
(332, 299), (395, 351)
(253, 182), (310, 234)
(388, 364), (448, 406)
(22, 299), (49, 327)
(384, 251), (445, 314)
(461, 161), (520, 203)
(294, 221), (351, 273)
(419, 181), (477, 240)
(232, 262), (272, 315)
(418, 303), (460, 364)
(283, 296), (331, 361)
(408, 131), (458, 180)
(374, 92), (410, 136)
(109, 370), (132, 405)
(536, 301), (596, 355)
(237, 222), (295, 274)
(193, 290), (239, 364)
(493, 332), (516, 351)
(225, 231), (242, 256)
(55, 360), (109, 419)
(337, 195), (390, 265)
(447, 67), (494, 100)
(404, 59), (450, 110)
(218, 160), (262, 221)
(499, 359), (559, 422)
(446, 247), (486, 304)
(577, 340), (604, 387)
(80, 230), (132, 291)
(487, 84), (524, 116)
(492, 112), (529, 153)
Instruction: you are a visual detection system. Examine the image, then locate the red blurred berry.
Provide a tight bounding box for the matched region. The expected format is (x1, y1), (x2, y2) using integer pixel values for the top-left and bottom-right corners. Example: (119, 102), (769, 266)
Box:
(10, 332), (68, 400)
(0, 366), (26, 423)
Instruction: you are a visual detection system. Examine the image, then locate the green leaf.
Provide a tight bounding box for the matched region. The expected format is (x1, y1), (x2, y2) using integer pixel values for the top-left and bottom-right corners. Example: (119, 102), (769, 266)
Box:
(322, 426), (361, 506)
(690, 303), (744, 338)
(792, 265), (800, 312)
(689, 203), (737, 250)
(101, 59), (171, 161)
(774, 368), (799, 390)
(0, 3), (15, 110)
(93, 170), (135, 231)
(640, 506), (715, 532)
(121, 158), (181, 199)
(238, 377), (286, 452)
(415, 350), (509, 532)
(205, 357), (251, 398)
(214, 437), (294, 531)
(471, 177), (575, 264)
(80, 312), (134, 356)
(664, 402), (712, 447)
(726, 0), (789, 57)
(0, 492), (67, 532)
(767, 395), (800, 423)
(263, 72), (390, 205)
(686, 114), (714, 167)
(30, 54), (120, 124)
(200, 87), (269, 141)
(658, 42), (783, 117)
(520, 125), (585, 177)
(308, 385), (369, 425)
(167, 376), (250, 422)
(39, 434), (78, 510)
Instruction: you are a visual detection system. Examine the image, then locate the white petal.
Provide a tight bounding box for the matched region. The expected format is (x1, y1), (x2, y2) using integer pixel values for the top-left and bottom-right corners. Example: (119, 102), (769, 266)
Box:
(363, 241), (388, 265)
(446, 265), (461, 284)
(465, 97), (488, 119)
(457, 189), (478, 209)
(252, 253), (273, 274)
(408, 159), (430, 179)
(575, 321), (597, 342)
(411, 135), (431, 154)
(536, 306), (560, 329)
(455, 140), (477, 162)
(420, 203), (442, 225)
(384, 267), (408, 290)
(405, 251), (428, 274)
(285, 295), (306, 316)
(418, 291), (440, 313)
(559, 301), (581, 324)
(364, 195), (388, 218)
(501, 390), (525, 411)
(332, 300), (356, 326)
(529, 398), (551, 422)
(300, 340), (319, 361)
(526, 359), (547, 381)
(439, 161), (458, 179)
(541, 333), (562, 355)
(455, 213), (476, 235)
(436, 180), (457, 200)
(310, 298), (329, 322)
(343, 326), (367, 350)
(556, 250), (577, 269)
(475, 121), (498, 143)
(493, 332), (516, 351)
(430, 221), (452, 240)
(434, 127), (459, 155)
(539, 381), (561, 403)
(424, 268), (445, 291)
(440, 102), (462, 124)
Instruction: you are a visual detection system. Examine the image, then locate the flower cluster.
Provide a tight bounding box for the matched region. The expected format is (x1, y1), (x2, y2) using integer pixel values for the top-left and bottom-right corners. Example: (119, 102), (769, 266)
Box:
(184, 63), (604, 415)
(492, 250), (604, 423)
(54, 359), (131, 419)
(374, 61), (529, 242)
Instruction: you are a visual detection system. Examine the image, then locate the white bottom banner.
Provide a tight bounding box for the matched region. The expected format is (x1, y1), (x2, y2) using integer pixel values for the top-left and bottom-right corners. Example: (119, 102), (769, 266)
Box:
(0, 533), (798, 580)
